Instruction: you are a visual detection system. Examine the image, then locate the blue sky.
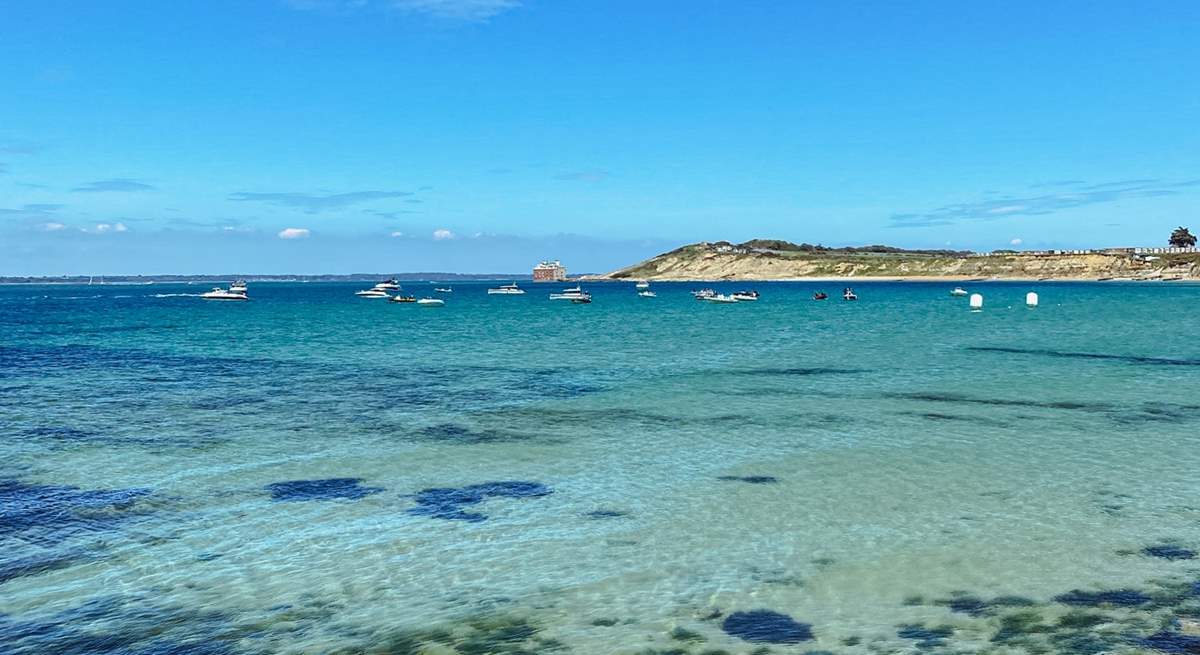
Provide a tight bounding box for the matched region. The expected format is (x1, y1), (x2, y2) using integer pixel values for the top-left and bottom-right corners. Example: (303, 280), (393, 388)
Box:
(2, 0), (1198, 274)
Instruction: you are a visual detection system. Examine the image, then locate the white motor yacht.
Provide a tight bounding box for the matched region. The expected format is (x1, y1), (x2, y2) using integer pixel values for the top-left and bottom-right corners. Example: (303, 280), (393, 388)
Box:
(691, 288), (717, 300)
(703, 294), (739, 303)
(488, 282), (526, 295)
(229, 279), (248, 293)
(950, 287), (969, 297)
(635, 280), (650, 289)
(374, 278), (402, 291)
(731, 290), (759, 301)
(201, 287), (248, 301)
(355, 288), (391, 298)
(417, 298), (445, 307)
(638, 290), (657, 298)
(550, 285), (589, 301)
(434, 287), (453, 293)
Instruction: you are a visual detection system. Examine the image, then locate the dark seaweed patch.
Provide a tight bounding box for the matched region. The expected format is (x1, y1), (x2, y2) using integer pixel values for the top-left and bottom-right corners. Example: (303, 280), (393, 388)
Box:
(1144, 545), (1197, 561)
(416, 424), (525, 444)
(897, 623), (954, 649)
(933, 593), (1036, 617)
(716, 476), (779, 484)
(407, 481), (552, 522)
(721, 610), (813, 644)
(1141, 631), (1200, 654)
(0, 479), (151, 545)
(967, 346), (1200, 367)
(1053, 589), (1152, 607)
(732, 367), (867, 377)
(265, 478), (384, 502)
(886, 391), (1111, 412)
(0, 550), (86, 585)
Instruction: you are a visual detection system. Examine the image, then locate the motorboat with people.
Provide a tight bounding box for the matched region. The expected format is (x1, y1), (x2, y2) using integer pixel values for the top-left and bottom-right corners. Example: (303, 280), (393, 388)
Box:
(229, 279), (247, 293)
(731, 290), (759, 301)
(201, 286), (248, 301)
(375, 278), (402, 291)
(417, 298), (445, 307)
(635, 280), (650, 289)
(388, 294), (416, 303)
(813, 292), (828, 300)
(434, 287), (453, 293)
(842, 288), (858, 301)
(550, 285), (589, 301)
(488, 282), (526, 295)
(691, 288), (717, 300)
(638, 290), (657, 298)
(950, 287), (969, 297)
(570, 292), (592, 304)
(703, 293), (739, 303)
(355, 288), (391, 298)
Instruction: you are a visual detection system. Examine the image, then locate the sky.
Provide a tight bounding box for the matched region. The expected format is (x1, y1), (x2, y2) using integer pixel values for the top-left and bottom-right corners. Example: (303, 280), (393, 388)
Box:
(1, 0), (1198, 275)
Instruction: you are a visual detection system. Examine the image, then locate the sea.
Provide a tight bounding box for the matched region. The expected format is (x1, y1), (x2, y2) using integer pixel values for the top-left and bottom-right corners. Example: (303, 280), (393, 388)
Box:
(3, 280), (1200, 655)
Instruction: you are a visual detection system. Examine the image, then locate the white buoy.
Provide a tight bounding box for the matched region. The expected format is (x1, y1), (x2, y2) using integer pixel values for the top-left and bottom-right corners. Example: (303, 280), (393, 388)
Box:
(969, 293), (983, 311)
(1026, 291), (1039, 307)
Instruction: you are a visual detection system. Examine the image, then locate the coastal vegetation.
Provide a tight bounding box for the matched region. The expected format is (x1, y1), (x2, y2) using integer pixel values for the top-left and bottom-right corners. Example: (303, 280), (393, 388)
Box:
(1170, 226), (1197, 248)
(596, 239), (1200, 281)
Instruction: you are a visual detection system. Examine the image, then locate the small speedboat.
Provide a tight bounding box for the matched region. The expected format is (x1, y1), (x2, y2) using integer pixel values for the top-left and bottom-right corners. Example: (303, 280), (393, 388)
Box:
(950, 287), (969, 297)
(201, 287), (248, 301)
(638, 290), (657, 298)
(731, 290), (759, 301)
(417, 298), (445, 307)
(355, 288), (391, 298)
(388, 294), (416, 303)
(550, 286), (589, 301)
(375, 278), (402, 291)
(813, 292), (828, 301)
(691, 288), (716, 300)
(434, 287), (453, 293)
(635, 280), (650, 289)
(704, 294), (739, 303)
(570, 292), (592, 304)
(229, 279), (248, 293)
(488, 282), (525, 295)
(842, 288), (858, 301)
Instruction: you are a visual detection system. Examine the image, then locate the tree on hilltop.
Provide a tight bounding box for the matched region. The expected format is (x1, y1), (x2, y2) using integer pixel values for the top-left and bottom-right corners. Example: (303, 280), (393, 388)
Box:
(1169, 226), (1196, 248)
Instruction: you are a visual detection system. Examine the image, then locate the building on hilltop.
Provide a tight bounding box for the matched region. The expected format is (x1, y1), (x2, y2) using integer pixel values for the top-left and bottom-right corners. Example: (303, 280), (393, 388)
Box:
(532, 260), (568, 282)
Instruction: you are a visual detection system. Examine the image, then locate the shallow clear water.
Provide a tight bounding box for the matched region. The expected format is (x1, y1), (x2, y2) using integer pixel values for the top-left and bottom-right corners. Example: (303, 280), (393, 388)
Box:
(3, 280), (1200, 654)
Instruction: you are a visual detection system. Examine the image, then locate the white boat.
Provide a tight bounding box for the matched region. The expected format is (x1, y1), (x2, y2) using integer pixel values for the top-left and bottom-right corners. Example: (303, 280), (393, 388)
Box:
(950, 287), (968, 297)
(703, 294), (739, 303)
(374, 278), (402, 291)
(635, 280), (650, 289)
(731, 290), (759, 301)
(488, 282), (526, 295)
(842, 288), (858, 301)
(549, 286), (589, 301)
(417, 298), (445, 307)
(434, 287), (453, 293)
(201, 287), (248, 301)
(691, 288), (716, 299)
(638, 290), (657, 298)
(229, 279), (248, 293)
(355, 288), (391, 298)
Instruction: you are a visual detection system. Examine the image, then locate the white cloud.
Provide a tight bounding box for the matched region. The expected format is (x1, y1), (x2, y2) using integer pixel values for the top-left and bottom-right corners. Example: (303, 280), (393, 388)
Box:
(41, 222), (66, 231)
(114, 222), (128, 232)
(390, 231), (405, 237)
(432, 228), (455, 240)
(278, 227), (311, 239)
(1010, 238), (1023, 246)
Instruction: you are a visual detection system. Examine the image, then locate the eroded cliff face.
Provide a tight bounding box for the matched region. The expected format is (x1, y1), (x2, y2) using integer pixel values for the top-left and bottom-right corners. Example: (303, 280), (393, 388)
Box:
(592, 243), (1199, 281)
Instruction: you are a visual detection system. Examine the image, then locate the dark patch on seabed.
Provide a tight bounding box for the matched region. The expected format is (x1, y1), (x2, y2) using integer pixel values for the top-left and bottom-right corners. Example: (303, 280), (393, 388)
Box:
(416, 423), (531, 444)
(1144, 545), (1198, 561)
(266, 478), (384, 502)
(716, 475), (779, 484)
(0, 478), (151, 546)
(886, 391), (1112, 411)
(730, 367), (868, 377)
(584, 509), (629, 519)
(0, 549), (89, 585)
(967, 345), (1200, 367)
(721, 609), (814, 644)
(407, 481), (552, 522)
(897, 623), (955, 648)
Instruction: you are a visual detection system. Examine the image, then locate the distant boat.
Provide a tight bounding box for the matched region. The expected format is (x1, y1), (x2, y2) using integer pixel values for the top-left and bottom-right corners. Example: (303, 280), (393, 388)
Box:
(703, 294), (739, 304)
(201, 287), (248, 301)
(813, 292), (828, 300)
(950, 287), (968, 296)
(375, 278), (402, 290)
(635, 280), (650, 289)
(638, 290), (657, 298)
(355, 288), (391, 298)
(434, 287), (453, 293)
(691, 288), (716, 300)
(842, 288), (858, 301)
(731, 290), (759, 301)
(417, 298), (445, 307)
(388, 294), (416, 303)
(229, 279), (248, 293)
(488, 282), (526, 295)
(550, 286), (589, 301)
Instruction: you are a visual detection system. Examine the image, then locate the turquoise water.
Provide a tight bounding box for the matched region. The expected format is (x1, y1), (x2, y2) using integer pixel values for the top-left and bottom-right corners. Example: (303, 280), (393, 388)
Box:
(3, 280), (1200, 654)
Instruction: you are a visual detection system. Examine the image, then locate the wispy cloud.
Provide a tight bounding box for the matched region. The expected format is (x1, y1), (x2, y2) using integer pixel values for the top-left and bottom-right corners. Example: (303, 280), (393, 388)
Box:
(286, 0), (520, 20)
(72, 178), (156, 193)
(278, 227), (311, 239)
(85, 222), (129, 233)
(890, 178), (1199, 228)
(433, 228), (455, 240)
(230, 190), (412, 213)
(554, 169), (610, 182)
(0, 203), (63, 219)
(364, 209), (421, 219)
(41, 222), (66, 231)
